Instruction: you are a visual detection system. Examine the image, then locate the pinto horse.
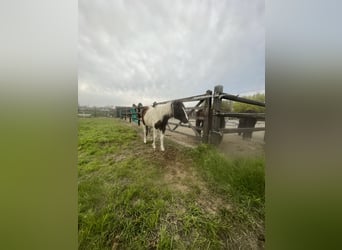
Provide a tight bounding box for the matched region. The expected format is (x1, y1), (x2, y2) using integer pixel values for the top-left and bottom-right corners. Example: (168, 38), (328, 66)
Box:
(141, 101), (188, 151)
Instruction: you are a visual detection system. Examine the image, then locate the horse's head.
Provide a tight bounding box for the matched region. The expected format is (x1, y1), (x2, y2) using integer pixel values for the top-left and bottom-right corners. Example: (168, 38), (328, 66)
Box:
(172, 101), (188, 123)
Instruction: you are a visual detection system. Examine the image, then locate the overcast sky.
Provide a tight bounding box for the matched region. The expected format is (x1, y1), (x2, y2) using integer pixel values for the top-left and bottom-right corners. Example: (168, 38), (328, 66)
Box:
(78, 0), (264, 107)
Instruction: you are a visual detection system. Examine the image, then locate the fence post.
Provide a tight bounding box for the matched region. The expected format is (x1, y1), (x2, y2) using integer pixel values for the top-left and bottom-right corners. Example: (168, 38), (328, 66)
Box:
(211, 85), (224, 145)
(128, 108), (131, 123)
(202, 90), (212, 144)
(137, 103), (143, 126)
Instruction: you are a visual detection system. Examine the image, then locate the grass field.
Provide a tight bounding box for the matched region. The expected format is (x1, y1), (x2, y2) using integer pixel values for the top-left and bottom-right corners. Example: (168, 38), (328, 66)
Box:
(78, 118), (265, 249)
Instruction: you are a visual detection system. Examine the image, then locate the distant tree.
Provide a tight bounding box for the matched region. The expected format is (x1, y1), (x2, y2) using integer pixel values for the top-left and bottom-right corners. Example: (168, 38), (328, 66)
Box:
(220, 100), (232, 112)
(233, 93), (265, 112)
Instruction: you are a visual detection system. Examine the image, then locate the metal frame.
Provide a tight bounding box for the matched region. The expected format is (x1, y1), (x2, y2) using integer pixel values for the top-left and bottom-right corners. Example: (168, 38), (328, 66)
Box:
(117, 85), (266, 145)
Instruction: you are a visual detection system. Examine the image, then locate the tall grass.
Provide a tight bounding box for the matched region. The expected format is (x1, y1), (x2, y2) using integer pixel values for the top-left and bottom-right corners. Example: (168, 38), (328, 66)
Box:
(190, 144), (265, 216)
(78, 119), (173, 249)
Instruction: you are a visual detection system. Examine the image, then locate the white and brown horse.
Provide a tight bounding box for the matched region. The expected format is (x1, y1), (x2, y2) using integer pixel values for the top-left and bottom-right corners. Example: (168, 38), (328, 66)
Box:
(141, 101), (188, 151)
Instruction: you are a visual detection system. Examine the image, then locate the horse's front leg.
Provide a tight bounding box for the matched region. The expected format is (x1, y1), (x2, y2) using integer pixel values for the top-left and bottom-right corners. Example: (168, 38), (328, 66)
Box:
(160, 130), (165, 151)
(152, 127), (156, 150)
(143, 126), (147, 144)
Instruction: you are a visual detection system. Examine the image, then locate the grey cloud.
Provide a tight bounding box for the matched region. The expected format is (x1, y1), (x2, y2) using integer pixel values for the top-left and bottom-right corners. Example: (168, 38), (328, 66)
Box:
(79, 0), (264, 106)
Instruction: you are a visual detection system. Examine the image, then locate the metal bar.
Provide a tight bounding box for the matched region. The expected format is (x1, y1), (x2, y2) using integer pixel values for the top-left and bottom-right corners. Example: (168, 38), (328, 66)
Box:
(187, 99), (205, 117)
(219, 93), (265, 107)
(168, 121), (192, 128)
(215, 112), (265, 120)
(168, 122), (202, 130)
(187, 121), (202, 137)
(220, 127), (266, 134)
(156, 93), (212, 105)
(167, 129), (200, 140)
(184, 106), (204, 111)
(167, 121), (202, 136)
(190, 127), (201, 137)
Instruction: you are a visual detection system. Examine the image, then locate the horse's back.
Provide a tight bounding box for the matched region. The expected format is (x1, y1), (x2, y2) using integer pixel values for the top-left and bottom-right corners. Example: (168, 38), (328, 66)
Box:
(142, 106), (154, 126)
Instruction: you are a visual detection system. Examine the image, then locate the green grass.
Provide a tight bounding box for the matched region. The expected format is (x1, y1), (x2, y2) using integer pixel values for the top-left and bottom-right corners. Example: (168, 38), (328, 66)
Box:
(190, 144), (265, 217)
(78, 118), (265, 249)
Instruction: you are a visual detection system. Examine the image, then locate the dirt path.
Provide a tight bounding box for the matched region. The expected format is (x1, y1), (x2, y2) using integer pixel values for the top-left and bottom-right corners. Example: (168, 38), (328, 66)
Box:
(161, 151), (232, 215)
(126, 121), (233, 215)
(164, 119), (265, 158)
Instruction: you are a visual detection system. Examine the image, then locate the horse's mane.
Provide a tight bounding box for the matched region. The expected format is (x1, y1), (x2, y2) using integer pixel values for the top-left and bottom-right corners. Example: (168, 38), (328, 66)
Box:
(150, 102), (172, 117)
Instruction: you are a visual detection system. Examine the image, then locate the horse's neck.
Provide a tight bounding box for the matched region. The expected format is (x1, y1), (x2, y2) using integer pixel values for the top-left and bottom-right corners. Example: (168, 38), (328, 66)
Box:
(156, 103), (172, 117)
